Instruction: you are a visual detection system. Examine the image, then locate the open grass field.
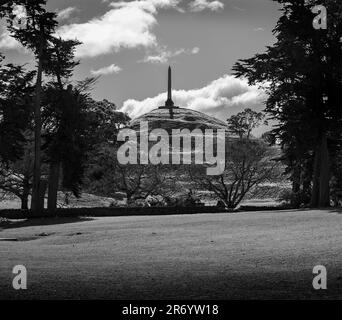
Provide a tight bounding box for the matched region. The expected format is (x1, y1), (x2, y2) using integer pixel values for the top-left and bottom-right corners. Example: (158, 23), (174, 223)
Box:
(1, 209), (342, 300)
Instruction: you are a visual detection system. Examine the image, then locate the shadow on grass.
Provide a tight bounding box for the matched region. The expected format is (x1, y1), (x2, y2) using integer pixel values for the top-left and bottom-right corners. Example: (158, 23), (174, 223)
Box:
(297, 207), (342, 214)
(330, 207), (342, 214)
(0, 216), (94, 231)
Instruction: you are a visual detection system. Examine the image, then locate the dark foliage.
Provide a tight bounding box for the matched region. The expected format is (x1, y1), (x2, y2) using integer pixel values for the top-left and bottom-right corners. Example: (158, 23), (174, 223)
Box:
(233, 0), (342, 207)
(0, 58), (35, 163)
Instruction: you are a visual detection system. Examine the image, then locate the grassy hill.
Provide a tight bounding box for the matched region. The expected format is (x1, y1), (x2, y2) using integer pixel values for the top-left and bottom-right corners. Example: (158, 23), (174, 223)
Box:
(130, 107), (231, 132)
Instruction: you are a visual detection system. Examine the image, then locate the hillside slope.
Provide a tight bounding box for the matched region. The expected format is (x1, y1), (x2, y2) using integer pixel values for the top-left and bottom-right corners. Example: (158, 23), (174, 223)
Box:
(130, 107), (231, 132)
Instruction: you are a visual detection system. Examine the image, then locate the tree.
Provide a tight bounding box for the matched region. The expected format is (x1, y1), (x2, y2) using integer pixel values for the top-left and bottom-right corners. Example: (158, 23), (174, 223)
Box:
(0, 135), (34, 209)
(330, 134), (342, 206)
(188, 109), (280, 210)
(233, 0), (342, 207)
(1, 0), (58, 213)
(83, 105), (170, 205)
(0, 58), (35, 164)
(84, 102), (176, 205)
(85, 98), (131, 146)
(43, 78), (98, 212)
(227, 108), (267, 139)
(42, 37), (81, 214)
(0, 56), (35, 209)
(190, 138), (279, 210)
(86, 145), (171, 205)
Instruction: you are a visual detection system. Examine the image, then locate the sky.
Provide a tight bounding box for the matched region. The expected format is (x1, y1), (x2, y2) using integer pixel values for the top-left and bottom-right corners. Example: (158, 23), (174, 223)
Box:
(0, 0), (281, 135)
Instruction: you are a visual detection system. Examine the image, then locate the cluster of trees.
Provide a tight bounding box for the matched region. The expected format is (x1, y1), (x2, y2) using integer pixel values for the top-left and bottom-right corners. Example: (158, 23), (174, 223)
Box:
(0, 1), (130, 213)
(233, 0), (342, 208)
(188, 109), (281, 210)
(1, 0), (340, 213)
(86, 108), (281, 210)
(0, 0), (279, 216)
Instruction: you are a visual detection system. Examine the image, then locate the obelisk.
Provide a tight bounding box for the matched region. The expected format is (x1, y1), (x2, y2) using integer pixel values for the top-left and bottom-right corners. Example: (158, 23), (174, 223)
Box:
(165, 66), (174, 108)
(159, 66), (179, 119)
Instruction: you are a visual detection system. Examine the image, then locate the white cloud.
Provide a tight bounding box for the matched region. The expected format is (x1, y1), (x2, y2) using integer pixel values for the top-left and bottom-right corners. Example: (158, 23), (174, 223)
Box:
(120, 74), (266, 121)
(91, 64), (122, 76)
(57, 7), (79, 21)
(0, 0), (221, 56)
(189, 0), (224, 12)
(142, 46), (200, 64)
(0, 5), (26, 50)
(57, 0), (182, 58)
(254, 27), (265, 32)
(232, 6), (245, 12)
(191, 46), (200, 54)
(0, 29), (20, 50)
(12, 4), (27, 21)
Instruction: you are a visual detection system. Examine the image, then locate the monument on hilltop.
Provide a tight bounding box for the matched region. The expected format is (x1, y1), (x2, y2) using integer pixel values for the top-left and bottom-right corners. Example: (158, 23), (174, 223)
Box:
(130, 66), (230, 132)
(159, 66), (179, 119)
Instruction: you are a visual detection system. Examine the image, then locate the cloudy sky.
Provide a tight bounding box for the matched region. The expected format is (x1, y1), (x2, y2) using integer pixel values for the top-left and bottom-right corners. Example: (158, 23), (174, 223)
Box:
(0, 0), (281, 134)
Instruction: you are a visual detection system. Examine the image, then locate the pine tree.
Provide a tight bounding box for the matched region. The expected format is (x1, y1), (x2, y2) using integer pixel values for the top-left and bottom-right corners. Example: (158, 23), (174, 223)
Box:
(233, 0), (342, 207)
(0, 55), (35, 164)
(42, 37), (80, 214)
(1, 0), (58, 213)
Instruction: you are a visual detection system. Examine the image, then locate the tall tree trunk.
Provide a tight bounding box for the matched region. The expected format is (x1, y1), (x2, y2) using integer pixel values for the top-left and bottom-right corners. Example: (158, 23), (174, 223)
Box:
(48, 161), (60, 214)
(20, 197), (28, 210)
(318, 134), (330, 206)
(47, 45), (63, 215)
(21, 177), (30, 210)
(38, 179), (48, 212)
(311, 142), (321, 207)
(302, 172), (311, 205)
(292, 164), (301, 207)
(31, 38), (44, 214)
(311, 133), (330, 207)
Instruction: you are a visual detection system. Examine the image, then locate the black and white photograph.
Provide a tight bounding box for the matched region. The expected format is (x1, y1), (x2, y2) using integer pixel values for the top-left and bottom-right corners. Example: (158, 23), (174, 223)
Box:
(0, 0), (341, 308)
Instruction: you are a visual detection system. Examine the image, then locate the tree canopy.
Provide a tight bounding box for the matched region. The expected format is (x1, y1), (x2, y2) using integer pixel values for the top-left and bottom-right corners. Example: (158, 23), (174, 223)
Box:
(233, 0), (342, 207)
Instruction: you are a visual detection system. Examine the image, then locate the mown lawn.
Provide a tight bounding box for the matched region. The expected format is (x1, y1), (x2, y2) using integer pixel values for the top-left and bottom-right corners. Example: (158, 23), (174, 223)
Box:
(0, 209), (342, 299)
